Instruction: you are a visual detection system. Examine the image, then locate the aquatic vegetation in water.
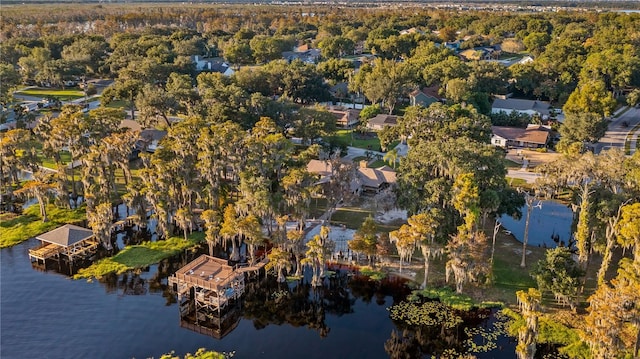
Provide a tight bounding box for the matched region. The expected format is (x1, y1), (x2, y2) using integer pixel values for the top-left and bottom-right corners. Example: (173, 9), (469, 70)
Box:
(159, 348), (232, 359)
(387, 293), (509, 357)
(359, 266), (387, 280)
(408, 286), (503, 311)
(388, 300), (464, 328)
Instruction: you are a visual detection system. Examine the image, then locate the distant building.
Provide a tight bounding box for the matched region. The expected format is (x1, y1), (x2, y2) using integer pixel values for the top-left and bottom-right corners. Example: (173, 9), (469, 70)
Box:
(409, 88), (440, 107)
(328, 108), (360, 128)
(306, 159), (396, 194)
(356, 163), (397, 193)
(491, 125), (551, 148)
(492, 98), (552, 118)
(282, 48), (321, 64)
(191, 56), (235, 76)
(367, 114), (400, 131)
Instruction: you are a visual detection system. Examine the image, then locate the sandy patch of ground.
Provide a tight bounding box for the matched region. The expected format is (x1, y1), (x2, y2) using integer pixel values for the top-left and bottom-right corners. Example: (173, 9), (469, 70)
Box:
(506, 149), (562, 169)
(375, 208), (408, 223)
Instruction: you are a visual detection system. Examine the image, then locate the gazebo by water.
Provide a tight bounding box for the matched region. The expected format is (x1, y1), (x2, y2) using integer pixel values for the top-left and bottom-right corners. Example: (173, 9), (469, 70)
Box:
(28, 224), (100, 264)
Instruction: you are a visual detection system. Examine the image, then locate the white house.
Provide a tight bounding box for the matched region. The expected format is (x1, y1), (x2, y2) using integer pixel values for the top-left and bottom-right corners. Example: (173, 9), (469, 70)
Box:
(491, 125), (551, 148)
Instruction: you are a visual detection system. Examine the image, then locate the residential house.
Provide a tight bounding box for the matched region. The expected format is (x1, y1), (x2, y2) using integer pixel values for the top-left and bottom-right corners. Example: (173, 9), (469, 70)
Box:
(120, 119), (167, 154)
(192, 56), (235, 76)
(328, 108), (360, 128)
(444, 40), (463, 51)
(356, 164), (397, 193)
(491, 98), (552, 119)
(306, 159), (361, 193)
(400, 28), (425, 36)
(209, 61), (235, 77)
(294, 44), (310, 53)
(306, 159), (396, 194)
(282, 48), (321, 64)
(367, 114), (400, 131)
(409, 89), (439, 107)
(491, 125), (551, 148)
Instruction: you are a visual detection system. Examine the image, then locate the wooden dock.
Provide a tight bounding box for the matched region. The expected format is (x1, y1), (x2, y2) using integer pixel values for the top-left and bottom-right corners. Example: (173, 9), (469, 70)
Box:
(236, 254), (269, 275)
(28, 224), (100, 264)
(169, 255), (247, 314)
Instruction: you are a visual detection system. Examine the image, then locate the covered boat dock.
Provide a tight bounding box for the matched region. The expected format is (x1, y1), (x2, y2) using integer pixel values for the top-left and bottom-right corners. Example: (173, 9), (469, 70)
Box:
(28, 224), (100, 264)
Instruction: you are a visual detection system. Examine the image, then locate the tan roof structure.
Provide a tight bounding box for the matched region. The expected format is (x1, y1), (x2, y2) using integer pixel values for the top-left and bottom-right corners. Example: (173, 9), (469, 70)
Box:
(170, 255), (247, 314)
(36, 224), (94, 247)
(491, 125), (550, 147)
(307, 159), (333, 178)
(357, 166), (397, 190)
(30, 224), (99, 264)
(328, 109), (360, 127)
(367, 114), (400, 130)
(491, 126), (527, 141)
(517, 125), (550, 145)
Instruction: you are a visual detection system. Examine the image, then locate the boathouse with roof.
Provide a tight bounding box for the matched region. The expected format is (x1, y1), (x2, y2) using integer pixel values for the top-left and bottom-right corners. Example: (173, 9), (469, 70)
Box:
(28, 224), (100, 264)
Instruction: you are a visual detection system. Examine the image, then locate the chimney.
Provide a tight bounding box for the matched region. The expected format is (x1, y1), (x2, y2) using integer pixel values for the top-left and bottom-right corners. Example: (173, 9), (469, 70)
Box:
(359, 160), (368, 169)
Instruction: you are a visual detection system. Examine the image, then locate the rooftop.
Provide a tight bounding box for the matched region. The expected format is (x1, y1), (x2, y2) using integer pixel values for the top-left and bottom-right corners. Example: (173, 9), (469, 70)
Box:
(174, 255), (240, 290)
(36, 224), (94, 247)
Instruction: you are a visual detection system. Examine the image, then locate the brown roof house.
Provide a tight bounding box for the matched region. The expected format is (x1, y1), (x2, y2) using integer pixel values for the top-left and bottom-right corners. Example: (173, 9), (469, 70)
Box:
(491, 125), (551, 148)
(307, 159), (396, 194)
(329, 108), (360, 128)
(367, 114), (400, 131)
(356, 163), (397, 193)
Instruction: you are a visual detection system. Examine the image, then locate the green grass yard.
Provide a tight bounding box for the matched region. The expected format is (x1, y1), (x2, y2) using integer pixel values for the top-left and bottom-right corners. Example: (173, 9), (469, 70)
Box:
(16, 87), (85, 101)
(0, 204), (86, 248)
(74, 232), (205, 279)
(328, 130), (382, 151)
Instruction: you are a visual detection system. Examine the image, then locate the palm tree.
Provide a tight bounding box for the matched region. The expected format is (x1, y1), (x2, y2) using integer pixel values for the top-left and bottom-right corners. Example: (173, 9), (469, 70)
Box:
(383, 148), (399, 169)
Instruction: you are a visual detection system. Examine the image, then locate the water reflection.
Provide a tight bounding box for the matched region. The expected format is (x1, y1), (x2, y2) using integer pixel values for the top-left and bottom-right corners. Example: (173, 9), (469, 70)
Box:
(3, 233), (518, 358)
(500, 200), (573, 247)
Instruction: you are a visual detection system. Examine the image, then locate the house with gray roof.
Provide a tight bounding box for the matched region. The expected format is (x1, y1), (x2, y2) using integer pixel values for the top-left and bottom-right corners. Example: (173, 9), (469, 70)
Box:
(492, 98), (552, 118)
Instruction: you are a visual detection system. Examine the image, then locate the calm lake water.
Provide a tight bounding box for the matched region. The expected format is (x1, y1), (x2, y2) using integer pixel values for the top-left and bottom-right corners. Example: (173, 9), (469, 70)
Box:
(1, 237), (517, 359)
(500, 200), (574, 248)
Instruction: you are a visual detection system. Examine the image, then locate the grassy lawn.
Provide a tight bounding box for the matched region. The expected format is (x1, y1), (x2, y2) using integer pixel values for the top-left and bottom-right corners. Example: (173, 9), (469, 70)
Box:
(309, 197), (329, 219)
(369, 159), (387, 168)
(16, 87), (85, 101)
(503, 159), (522, 169)
(328, 129), (382, 151)
(74, 232), (205, 279)
(330, 206), (373, 229)
(39, 150), (72, 169)
(0, 204), (86, 248)
(104, 99), (128, 109)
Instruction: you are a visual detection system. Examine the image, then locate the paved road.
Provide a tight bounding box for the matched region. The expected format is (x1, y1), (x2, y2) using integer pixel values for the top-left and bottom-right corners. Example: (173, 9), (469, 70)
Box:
(594, 107), (640, 154)
(507, 169), (541, 184)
